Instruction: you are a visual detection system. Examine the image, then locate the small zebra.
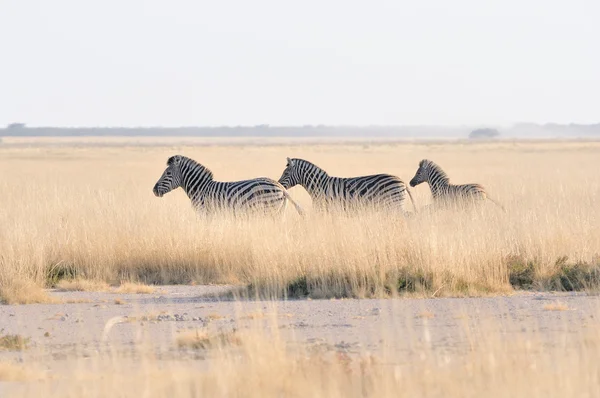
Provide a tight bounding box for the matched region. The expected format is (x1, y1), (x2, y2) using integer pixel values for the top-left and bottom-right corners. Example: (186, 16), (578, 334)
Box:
(409, 159), (505, 211)
(153, 155), (304, 217)
(277, 157), (417, 215)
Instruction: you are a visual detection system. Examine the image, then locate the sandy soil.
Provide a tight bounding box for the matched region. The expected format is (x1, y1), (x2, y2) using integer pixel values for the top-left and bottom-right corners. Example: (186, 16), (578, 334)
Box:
(1, 287), (598, 374)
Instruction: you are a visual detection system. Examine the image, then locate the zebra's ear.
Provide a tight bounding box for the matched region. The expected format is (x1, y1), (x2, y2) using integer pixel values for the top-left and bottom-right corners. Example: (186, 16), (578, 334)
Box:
(167, 155), (181, 166)
(286, 157), (295, 167)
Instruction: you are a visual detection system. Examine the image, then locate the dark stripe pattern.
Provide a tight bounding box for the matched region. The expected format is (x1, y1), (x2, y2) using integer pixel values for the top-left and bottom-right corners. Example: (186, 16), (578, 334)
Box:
(277, 157), (415, 214)
(153, 155), (297, 216)
(409, 159), (488, 203)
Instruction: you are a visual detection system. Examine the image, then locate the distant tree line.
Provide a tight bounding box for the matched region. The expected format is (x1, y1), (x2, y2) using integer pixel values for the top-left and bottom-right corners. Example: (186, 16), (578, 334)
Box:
(469, 128), (500, 140)
(1, 122), (599, 139)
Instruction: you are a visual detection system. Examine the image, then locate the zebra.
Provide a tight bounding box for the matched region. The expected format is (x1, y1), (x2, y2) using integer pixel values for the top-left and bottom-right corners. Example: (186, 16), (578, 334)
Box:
(153, 155), (304, 217)
(277, 157), (417, 215)
(409, 159), (505, 211)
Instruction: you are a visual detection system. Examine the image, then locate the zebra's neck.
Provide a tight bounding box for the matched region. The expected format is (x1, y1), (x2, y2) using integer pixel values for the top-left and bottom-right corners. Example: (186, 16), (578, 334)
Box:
(179, 158), (215, 199)
(426, 163), (450, 199)
(297, 160), (330, 199)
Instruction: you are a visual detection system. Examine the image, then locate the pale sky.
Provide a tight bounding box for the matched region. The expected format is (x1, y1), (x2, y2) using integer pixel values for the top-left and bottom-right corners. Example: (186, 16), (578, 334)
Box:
(1, 0), (598, 127)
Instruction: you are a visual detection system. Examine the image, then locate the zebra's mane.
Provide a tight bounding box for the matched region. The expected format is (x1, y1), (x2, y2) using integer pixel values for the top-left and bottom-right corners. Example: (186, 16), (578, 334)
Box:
(172, 156), (214, 181)
(292, 158), (329, 177)
(421, 159), (449, 183)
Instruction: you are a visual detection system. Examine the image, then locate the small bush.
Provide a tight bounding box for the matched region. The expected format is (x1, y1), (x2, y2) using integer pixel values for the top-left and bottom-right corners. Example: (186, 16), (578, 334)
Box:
(395, 269), (433, 293)
(46, 262), (77, 287)
(506, 255), (536, 289)
(545, 257), (600, 291)
(285, 276), (309, 298)
(507, 254), (600, 292)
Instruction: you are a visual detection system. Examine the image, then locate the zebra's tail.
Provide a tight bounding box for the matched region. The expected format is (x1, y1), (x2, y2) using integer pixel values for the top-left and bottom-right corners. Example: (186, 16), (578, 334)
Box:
(283, 190), (305, 216)
(487, 196), (506, 213)
(406, 186), (418, 214)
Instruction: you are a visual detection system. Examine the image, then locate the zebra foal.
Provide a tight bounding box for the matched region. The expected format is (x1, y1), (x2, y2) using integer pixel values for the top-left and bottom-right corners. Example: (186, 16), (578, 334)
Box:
(409, 159), (505, 211)
(153, 155), (304, 217)
(277, 157), (416, 215)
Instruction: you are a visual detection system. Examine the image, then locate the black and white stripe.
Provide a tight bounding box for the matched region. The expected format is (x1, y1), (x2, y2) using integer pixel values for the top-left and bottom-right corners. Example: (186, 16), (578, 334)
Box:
(277, 157), (416, 215)
(409, 159), (505, 211)
(153, 155), (304, 216)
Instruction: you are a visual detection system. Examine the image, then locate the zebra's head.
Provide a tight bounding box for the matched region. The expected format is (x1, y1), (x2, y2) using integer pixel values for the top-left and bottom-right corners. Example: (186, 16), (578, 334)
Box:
(153, 155), (184, 197)
(278, 157), (301, 189)
(409, 159), (432, 187)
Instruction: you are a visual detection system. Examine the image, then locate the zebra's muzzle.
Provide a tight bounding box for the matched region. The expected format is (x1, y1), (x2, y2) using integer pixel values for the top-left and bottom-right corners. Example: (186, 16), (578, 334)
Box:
(409, 179), (417, 187)
(153, 185), (164, 197)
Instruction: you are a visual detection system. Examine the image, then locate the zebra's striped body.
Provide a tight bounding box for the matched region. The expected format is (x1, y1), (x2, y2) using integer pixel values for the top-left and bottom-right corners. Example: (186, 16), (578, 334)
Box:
(409, 159), (505, 211)
(277, 158), (416, 215)
(153, 155), (304, 216)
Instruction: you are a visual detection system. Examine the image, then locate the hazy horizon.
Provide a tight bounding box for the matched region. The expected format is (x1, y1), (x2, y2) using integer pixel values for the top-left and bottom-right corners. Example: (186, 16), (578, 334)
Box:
(2, 1), (598, 127)
(2, 122), (599, 129)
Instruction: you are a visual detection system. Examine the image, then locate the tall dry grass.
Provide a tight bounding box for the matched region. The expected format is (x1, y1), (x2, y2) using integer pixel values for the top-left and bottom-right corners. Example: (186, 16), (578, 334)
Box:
(0, 140), (599, 299)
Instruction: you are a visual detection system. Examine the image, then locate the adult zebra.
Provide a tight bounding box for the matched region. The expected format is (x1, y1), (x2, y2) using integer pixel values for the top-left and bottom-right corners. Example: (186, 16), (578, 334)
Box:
(409, 159), (505, 211)
(153, 155), (304, 217)
(277, 157), (417, 215)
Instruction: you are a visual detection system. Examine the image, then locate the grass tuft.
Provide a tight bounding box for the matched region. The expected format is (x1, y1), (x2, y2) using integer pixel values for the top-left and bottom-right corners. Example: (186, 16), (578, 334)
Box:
(543, 302), (570, 311)
(0, 334), (30, 351)
(176, 329), (242, 350)
(56, 279), (110, 292)
(0, 279), (56, 304)
(114, 282), (156, 294)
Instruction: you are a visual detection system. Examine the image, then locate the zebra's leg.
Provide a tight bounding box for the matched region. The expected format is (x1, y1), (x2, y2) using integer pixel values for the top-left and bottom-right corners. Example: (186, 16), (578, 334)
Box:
(418, 203), (438, 215)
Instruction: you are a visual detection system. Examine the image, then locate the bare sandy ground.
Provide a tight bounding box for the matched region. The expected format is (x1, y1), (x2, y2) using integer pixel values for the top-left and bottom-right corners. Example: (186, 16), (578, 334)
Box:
(1, 286), (598, 397)
(2, 287), (598, 370)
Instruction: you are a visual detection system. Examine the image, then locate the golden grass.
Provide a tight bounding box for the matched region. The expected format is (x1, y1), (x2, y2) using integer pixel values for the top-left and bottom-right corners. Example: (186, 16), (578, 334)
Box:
(0, 334), (30, 351)
(55, 278), (110, 292)
(416, 310), (435, 319)
(176, 329), (242, 350)
(0, 140), (599, 298)
(543, 301), (570, 311)
(241, 311), (267, 319)
(55, 279), (155, 294)
(114, 282), (156, 294)
(64, 298), (93, 304)
(0, 362), (39, 382)
(0, 278), (56, 304)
